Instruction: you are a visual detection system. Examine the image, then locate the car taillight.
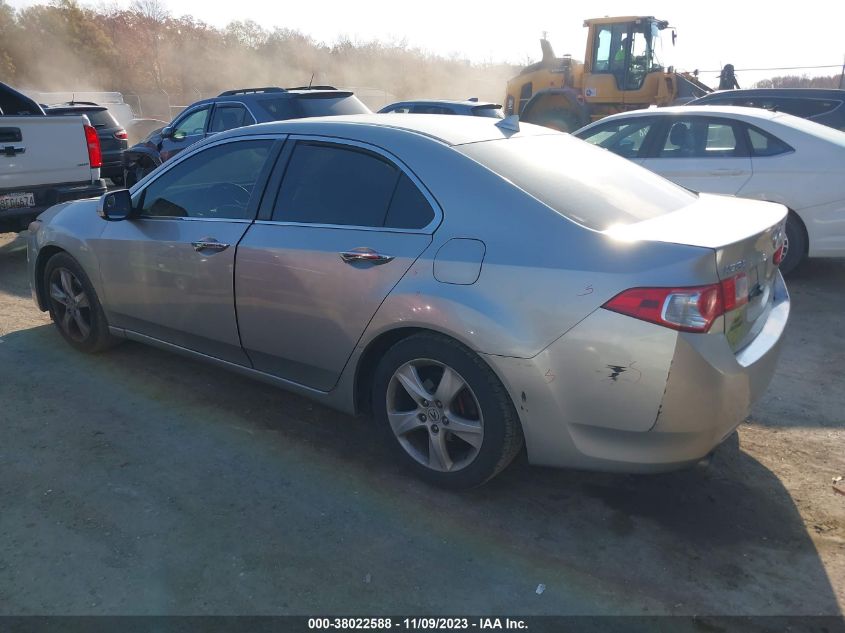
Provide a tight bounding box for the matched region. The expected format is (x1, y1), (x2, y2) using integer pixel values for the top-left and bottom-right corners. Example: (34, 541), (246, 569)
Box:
(602, 273), (749, 333)
(84, 124), (102, 168)
(114, 129), (128, 140)
(773, 244), (785, 266)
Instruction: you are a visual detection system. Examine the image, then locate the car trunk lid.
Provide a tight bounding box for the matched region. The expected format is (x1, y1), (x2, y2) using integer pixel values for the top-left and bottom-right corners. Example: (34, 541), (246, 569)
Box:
(604, 193), (787, 351)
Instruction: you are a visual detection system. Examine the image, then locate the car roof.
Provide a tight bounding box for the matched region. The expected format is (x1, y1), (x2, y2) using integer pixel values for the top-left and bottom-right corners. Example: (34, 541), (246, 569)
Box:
(592, 105), (784, 123)
(45, 104), (107, 112)
(219, 113), (552, 146)
(387, 99), (501, 108)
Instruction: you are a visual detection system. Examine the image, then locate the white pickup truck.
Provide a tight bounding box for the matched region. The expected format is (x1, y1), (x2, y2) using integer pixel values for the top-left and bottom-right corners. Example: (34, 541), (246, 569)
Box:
(0, 82), (107, 233)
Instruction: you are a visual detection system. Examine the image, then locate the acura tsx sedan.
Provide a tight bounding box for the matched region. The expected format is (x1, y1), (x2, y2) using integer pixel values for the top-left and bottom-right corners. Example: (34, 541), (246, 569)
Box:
(27, 114), (790, 487)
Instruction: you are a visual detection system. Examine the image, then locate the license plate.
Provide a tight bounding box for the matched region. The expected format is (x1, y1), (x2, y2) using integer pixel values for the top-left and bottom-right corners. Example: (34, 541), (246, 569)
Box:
(0, 192), (35, 211)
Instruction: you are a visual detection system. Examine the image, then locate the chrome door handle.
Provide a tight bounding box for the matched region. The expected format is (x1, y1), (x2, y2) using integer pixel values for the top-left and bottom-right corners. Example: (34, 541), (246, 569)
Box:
(340, 248), (395, 265)
(2, 145), (25, 157)
(192, 238), (230, 252)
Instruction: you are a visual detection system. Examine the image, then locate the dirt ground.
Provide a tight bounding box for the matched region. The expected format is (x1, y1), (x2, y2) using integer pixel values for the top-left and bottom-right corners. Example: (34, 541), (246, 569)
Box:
(0, 230), (843, 616)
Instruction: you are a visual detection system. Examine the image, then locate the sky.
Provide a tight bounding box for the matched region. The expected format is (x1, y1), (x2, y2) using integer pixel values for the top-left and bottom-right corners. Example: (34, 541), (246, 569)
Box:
(8, 0), (845, 88)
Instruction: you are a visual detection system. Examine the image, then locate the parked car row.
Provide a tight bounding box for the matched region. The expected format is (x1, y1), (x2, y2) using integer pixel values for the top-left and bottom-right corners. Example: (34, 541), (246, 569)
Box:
(11, 80), (845, 487)
(44, 102), (129, 185)
(122, 86), (371, 186)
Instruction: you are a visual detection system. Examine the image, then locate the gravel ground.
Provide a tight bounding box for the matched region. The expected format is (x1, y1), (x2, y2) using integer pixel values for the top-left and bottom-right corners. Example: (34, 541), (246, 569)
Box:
(0, 230), (842, 616)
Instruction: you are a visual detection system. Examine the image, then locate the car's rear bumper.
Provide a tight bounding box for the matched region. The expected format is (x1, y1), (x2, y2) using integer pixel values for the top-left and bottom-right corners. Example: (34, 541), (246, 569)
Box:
(484, 272), (790, 472)
(0, 180), (107, 229)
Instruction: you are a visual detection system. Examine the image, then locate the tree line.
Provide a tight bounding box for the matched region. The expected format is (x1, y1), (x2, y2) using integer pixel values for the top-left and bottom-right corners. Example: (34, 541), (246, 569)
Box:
(0, 0), (517, 116)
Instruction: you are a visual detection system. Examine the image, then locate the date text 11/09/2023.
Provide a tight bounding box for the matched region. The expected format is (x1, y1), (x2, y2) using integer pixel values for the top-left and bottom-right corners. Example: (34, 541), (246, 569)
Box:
(308, 618), (528, 630)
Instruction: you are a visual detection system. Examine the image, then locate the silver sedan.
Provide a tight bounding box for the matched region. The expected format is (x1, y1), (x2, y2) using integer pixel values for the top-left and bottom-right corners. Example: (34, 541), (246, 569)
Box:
(27, 114), (790, 487)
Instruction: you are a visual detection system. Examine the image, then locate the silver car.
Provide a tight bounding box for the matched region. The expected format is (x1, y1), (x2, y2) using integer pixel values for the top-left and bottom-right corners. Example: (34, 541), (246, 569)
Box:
(27, 114), (790, 487)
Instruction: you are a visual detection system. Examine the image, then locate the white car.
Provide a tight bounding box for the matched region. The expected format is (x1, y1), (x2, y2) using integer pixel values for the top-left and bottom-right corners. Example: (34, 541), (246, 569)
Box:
(574, 105), (845, 273)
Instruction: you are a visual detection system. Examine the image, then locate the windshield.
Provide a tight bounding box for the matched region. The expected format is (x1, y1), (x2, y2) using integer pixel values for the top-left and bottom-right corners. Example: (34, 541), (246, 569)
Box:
(49, 109), (117, 128)
(649, 22), (666, 71)
(458, 134), (696, 231)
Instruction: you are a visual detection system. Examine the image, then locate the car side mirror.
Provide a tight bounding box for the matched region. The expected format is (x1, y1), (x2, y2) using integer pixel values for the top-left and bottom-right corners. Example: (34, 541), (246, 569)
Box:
(97, 189), (134, 221)
(161, 126), (173, 139)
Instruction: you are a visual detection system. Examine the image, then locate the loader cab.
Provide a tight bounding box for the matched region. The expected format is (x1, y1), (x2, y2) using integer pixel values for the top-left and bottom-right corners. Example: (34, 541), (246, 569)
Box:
(585, 17), (669, 94)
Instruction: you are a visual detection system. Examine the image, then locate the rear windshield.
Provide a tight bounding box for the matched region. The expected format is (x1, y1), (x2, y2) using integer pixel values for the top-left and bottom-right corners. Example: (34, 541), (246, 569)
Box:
(472, 105), (504, 119)
(257, 94), (370, 120)
(458, 134), (696, 231)
(48, 108), (118, 128)
(297, 94), (370, 117)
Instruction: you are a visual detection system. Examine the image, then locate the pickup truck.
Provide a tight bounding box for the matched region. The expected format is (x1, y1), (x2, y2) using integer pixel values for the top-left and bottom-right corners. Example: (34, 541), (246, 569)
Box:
(0, 82), (107, 233)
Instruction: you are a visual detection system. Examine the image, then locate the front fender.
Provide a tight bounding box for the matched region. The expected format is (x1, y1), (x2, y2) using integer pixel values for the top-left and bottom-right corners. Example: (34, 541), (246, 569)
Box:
(124, 145), (163, 168)
(29, 199), (107, 311)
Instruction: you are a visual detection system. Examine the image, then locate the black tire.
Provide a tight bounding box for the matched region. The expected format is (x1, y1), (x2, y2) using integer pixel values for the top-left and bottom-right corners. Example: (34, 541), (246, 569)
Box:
(780, 213), (807, 275)
(43, 252), (119, 353)
(372, 332), (524, 488)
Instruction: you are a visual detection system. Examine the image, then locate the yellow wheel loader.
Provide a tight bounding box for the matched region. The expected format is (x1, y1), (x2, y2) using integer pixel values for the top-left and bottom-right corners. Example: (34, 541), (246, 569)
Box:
(505, 16), (715, 132)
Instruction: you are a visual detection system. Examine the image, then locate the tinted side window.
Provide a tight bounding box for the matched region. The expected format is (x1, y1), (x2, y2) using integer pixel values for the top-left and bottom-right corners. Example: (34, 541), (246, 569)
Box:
(412, 105), (455, 115)
(659, 118), (742, 158)
(273, 142), (399, 227)
(173, 107), (209, 139)
(746, 125), (793, 157)
(772, 98), (840, 118)
(209, 104), (254, 133)
(384, 175), (435, 229)
(256, 97), (298, 120)
(138, 140), (272, 220)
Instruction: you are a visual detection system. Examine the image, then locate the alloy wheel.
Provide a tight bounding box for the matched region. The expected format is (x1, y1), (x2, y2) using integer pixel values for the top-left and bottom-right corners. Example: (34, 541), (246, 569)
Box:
(48, 267), (92, 342)
(386, 359), (484, 472)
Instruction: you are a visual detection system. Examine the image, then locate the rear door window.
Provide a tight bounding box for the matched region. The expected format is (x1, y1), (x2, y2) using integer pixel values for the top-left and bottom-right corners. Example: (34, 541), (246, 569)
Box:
(273, 142), (399, 227)
(272, 141), (435, 230)
(384, 174), (435, 229)
(658, 118), (744, 158)
(209, 104), (255, 133)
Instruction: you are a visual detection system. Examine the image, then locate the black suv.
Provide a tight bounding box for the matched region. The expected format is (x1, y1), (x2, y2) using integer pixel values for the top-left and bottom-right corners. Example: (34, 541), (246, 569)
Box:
(124, 86), (370, 185)
(689, 88), (845, 131)
(44, 103), (129, 185)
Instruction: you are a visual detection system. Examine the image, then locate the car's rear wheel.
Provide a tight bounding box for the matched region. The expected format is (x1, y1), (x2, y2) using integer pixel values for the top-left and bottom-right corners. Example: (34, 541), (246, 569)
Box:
(44, 252), (118, 353)
(780, 213), (807, 275)
(372, 333), (523, 488)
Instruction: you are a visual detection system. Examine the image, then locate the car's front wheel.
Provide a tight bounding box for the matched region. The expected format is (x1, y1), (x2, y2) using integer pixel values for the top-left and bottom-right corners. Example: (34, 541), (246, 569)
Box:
(372, 333), (524, 488)
(44, 252), (118, 353)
